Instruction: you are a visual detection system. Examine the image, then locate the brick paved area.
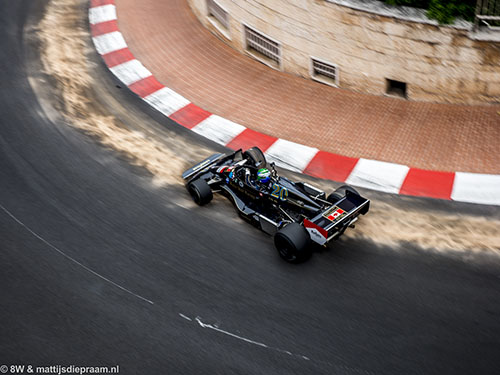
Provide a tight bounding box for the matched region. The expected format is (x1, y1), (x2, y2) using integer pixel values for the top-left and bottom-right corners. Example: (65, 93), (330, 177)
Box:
(115, 0), (500, 174)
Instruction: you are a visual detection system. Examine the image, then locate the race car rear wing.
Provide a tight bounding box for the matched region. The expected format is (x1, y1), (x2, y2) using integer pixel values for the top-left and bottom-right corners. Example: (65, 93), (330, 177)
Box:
(303, 190), (370, 245)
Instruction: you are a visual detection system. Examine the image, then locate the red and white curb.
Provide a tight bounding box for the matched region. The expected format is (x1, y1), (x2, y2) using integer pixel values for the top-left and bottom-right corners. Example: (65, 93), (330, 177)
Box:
(89, 0), (500, 206)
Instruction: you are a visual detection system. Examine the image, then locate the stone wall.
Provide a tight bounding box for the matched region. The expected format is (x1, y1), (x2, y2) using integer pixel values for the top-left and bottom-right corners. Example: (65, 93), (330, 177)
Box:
(188, 0), (500, 104)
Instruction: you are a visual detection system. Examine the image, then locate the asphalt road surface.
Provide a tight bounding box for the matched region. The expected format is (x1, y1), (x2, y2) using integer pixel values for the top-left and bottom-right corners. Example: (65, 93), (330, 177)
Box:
(1, 1), (499, 374)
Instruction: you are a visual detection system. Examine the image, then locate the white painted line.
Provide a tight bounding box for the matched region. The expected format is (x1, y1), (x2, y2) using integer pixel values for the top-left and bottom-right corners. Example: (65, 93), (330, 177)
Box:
(92, 31), (127, 55)
(194, 316), (310, 361)
(109, 59), (152, 86)
(451, 172), (500, 205)
(196, 317), (268, 348)
(0, 202), (153, 305)
(179, 313), (192, 321)
(143, 87), (191, 116)
(346, 159), (410, 194)
(265, 139), (318, 173)
(89, 4), (117, 25)
(192, 115), (246, 145)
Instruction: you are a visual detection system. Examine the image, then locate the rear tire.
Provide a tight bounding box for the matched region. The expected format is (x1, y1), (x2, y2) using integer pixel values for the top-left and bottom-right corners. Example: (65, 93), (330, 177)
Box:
(326, 192), (343, 204)
(188, 179), (213, 206)
(244, 147), (266, 168)
(274, 223), (311, 263)
(334, 184), (360, 196)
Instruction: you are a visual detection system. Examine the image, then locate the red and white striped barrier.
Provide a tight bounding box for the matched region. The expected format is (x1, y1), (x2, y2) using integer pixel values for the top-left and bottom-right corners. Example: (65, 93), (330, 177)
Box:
(89, 0), (500, 206)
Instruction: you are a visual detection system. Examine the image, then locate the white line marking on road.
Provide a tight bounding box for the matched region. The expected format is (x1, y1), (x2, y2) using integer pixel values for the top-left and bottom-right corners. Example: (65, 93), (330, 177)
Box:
(0, 202), (154, 305)
(182, 316), (380, 373)
(183, 315), (310, 360)
(179, 313), (192, 321)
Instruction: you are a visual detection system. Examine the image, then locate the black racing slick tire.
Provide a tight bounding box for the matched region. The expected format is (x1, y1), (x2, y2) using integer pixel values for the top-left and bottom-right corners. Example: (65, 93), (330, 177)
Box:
(274, 223), (311, 263)
(188, 179), (213, 206)
(244, 147), (266, 168)
(326, 192), (343, 204)
(334, 184), (360, 197)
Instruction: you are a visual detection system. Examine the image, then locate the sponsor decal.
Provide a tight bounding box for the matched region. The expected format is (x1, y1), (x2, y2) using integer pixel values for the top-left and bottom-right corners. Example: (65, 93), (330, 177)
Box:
(217, 166), (235, 173)
(306, 227), (327, 245)
(323, 206), (347, 222)
(303, 219), (327, 245)
(192, 158), (213, 172)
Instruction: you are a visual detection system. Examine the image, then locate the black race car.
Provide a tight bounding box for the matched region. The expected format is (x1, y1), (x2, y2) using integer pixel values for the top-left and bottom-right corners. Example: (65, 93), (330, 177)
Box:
(182, 147), (370, 262)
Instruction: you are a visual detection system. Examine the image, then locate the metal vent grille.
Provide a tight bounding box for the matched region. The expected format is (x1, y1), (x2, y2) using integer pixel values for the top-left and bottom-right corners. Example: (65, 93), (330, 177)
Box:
(207, 0), (229, 30)
(244, 25), (281, 66)
(312, 58), (338, 84)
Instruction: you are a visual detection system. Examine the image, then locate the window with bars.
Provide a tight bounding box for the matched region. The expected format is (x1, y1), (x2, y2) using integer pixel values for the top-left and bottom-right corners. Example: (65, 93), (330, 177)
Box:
(311, 58), (339, 87)
(206, 0), (229, 31)
(243, 25), (281, 69)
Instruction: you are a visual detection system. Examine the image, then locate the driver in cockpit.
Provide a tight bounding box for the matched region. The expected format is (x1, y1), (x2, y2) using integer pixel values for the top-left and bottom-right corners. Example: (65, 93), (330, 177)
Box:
(245, 167), (272, 191)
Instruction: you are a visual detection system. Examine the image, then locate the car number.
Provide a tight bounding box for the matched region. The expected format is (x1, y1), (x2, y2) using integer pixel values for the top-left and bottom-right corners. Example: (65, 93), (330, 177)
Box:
(271, 184), (288, 201)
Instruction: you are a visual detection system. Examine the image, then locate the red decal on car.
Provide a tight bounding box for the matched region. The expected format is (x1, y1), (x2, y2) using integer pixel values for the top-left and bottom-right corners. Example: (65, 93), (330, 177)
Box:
(303, 219), (328, 239)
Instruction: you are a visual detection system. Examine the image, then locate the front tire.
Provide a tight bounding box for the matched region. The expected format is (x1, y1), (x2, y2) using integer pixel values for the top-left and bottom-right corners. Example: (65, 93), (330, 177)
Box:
(244, 147), (266, 168)
(274, 223), (311, 263)
(188, 179), (213, 206)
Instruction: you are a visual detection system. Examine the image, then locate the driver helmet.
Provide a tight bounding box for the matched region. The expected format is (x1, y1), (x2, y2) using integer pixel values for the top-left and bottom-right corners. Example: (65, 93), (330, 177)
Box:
(256, 168), (271, 184)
